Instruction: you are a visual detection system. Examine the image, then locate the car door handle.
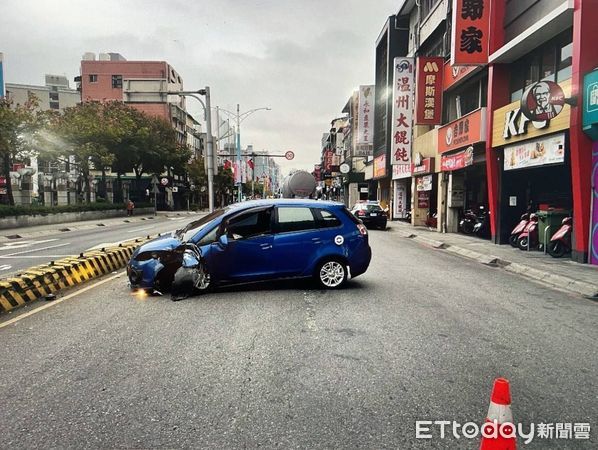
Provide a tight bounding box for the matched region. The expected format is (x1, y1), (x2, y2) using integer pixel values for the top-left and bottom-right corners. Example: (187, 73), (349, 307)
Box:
(260, 243), (272, 250)
(311, 237), (322, 244)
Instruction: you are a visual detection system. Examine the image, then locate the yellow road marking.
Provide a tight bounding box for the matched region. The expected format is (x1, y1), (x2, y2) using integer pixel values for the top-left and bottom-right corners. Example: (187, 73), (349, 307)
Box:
(0, 272), (124, 329)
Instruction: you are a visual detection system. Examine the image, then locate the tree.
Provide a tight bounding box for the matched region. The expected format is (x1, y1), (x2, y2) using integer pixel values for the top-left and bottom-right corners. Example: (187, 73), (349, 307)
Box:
(0, 94), (43, 205)
(51, 101), (117, 203)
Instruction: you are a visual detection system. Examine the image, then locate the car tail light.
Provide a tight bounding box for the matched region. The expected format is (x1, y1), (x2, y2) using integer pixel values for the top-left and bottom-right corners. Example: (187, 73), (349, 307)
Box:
(357, 223), (368, 236)
(356, 210), (365, 216)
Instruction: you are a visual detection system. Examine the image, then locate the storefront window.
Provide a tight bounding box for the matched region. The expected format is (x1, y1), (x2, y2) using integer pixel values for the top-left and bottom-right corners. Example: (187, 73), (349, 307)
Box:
(541, 45), (556, 81)
(509, 29), (573, 102)
(557, 41), (573, 82)
(444, 76), (487, 123)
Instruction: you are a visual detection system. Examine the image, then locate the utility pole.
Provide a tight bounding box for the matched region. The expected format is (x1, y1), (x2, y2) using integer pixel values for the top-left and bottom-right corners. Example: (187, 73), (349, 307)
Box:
(236, 103), (242, 203)
(204, 87), (215, 213)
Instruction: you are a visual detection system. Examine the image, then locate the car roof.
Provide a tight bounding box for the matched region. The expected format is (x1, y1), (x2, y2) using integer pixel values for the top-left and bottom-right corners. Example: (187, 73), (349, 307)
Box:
(227, 199), (344, 212)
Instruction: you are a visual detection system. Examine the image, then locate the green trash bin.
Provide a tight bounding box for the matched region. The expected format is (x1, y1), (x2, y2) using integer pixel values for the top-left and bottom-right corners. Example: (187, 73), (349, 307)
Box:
(537, 210), (570, 249)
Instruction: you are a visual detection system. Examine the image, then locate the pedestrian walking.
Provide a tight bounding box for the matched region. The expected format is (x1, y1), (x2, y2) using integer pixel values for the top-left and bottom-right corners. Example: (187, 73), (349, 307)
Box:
(126, 199), (135, 216)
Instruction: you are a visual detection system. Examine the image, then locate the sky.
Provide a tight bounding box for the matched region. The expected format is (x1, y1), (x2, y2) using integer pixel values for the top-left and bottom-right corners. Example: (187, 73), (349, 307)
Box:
(1, 0), (398, 175)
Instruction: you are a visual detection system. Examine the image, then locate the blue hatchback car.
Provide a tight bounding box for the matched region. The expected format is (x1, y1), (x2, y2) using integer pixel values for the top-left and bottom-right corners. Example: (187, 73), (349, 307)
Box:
(127, 199), (371, 294)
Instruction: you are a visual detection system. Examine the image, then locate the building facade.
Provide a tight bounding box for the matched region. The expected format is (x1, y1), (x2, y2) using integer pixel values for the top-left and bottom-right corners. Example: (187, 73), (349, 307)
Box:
(5, 74), (79, 112)
(390, 0), (597, 264)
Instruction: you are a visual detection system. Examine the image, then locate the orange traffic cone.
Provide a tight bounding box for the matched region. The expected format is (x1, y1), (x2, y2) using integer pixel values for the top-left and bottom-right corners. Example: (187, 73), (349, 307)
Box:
(480, 378), (516, 450)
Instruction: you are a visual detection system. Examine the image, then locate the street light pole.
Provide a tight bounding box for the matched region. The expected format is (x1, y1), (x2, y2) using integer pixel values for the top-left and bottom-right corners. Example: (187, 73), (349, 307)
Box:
(169, 89), (215, 212)
(213, 105), (271, 203)
(236, 103), (242, 202)
(203, 87), (215, 213)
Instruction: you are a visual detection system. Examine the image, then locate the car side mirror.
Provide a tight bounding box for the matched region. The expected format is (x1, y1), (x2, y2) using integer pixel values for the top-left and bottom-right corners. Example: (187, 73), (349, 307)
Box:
(218, 234), (228, 247)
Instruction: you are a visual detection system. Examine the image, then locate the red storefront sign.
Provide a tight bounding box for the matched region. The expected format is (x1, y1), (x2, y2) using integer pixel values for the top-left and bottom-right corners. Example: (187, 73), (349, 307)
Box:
(323, 150), (334, 171)
(0, 177), (6, 185)
(417, 191), (430, 208)
(441, 147), (474, 171)
(451, 0), (490, 66)
(438, 108), (486, 154)
(443, 61), (479, 90)
(411, 157), (434, 175)
(415, 57), (444, 125)
(373, 153), (387, 179)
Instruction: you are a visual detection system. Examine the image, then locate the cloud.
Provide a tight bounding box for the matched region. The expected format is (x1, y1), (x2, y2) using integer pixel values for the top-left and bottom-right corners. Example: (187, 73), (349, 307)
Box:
(1, 0), (397, 173)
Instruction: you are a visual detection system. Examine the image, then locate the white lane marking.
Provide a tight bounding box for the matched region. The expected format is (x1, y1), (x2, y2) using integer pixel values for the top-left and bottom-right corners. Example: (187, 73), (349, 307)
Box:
(126, 226), (154, 233)
(0, 264), (11, 271)
(0, 243), (71, 258)
(0, 238), (59, 251)
(0, 272), (124, 329)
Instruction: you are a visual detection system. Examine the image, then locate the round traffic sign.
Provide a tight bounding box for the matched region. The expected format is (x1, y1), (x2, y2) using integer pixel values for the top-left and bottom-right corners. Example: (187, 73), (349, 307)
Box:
(285, 151), (295, 161)
(160, 177), (169, 186)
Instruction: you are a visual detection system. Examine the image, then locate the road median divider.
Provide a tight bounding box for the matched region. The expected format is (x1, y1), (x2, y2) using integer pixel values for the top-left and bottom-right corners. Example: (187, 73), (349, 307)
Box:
(0, 236), (154, 314)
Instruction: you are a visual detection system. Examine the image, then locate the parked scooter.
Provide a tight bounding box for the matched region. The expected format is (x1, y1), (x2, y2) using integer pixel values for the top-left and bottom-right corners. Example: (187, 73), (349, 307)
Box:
(509, 213), (530, 247)
(425, 212), (438, 229)
(473, 206), (491, 238)
(547, 217), (572, 257)
(517, 213), (540, 250)
(459, 209), (478, 234)
(459, 206), (490, 238)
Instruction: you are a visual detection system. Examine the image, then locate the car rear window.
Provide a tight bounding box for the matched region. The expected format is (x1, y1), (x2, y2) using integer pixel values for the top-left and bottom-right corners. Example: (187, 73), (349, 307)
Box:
(314, 208), (342, 228)
(365, 205), (383, 212)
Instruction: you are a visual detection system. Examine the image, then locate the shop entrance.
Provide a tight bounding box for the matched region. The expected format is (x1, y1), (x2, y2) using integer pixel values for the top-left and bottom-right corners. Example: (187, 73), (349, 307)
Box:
(415, 174), (438, 228)
(498, 145), (572, 245)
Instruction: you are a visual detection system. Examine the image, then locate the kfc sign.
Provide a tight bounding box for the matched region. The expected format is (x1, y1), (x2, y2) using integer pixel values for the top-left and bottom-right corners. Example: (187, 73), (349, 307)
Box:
(520, 81), (565, 122)
(415, 57), (444, 125)
(451, 0), (490, 66)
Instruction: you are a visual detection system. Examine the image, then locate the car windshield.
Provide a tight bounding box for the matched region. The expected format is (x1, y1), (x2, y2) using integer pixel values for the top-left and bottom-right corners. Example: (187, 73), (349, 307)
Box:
(178, 208), (228, 242)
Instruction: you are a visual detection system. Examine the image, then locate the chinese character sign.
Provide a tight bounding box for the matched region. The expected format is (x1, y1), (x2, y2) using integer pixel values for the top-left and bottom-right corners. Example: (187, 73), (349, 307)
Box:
(357, 85), (375, 145)
(451, 0), (490, 65)
(391, 57), (415, 169)
(415, 57), (444, 125)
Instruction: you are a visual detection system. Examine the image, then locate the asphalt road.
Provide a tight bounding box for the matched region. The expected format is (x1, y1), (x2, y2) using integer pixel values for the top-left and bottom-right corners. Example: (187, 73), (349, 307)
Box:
(0, 215), (198, 278)
(0, 229), (596, 449)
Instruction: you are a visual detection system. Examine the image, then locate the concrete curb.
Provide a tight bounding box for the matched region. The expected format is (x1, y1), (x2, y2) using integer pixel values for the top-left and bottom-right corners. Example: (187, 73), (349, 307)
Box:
(0, 237), (152, 314)
(390, 226), (598, 299)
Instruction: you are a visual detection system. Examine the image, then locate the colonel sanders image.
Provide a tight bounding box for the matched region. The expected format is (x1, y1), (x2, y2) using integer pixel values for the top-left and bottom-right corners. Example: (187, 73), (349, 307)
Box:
(531, 82), (559, 121)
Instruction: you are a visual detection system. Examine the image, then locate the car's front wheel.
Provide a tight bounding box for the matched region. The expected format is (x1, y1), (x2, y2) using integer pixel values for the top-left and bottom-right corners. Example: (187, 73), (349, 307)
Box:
(316, 258), (348, 289)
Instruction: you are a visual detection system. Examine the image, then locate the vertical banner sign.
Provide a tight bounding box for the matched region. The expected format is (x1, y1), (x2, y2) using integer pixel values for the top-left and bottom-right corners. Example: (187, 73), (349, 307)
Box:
(0, 53), (4, 98)
(451, 0), (490, 66)
(357, 85), (375, 145)
(591, 142), (598, 265)
(394, 182), (407, 219)
(391, 57), (415, 176)
(415, 57), (444, 125)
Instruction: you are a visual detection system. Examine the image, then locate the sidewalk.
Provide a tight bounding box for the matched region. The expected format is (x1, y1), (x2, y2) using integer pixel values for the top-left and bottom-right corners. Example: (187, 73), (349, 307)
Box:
(389, 220), (598, 299)
(0, 210), (204, 243)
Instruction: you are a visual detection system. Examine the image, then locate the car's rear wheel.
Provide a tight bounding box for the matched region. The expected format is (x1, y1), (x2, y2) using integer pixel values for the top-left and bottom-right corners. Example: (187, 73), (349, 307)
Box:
(316, 258), (348, 289)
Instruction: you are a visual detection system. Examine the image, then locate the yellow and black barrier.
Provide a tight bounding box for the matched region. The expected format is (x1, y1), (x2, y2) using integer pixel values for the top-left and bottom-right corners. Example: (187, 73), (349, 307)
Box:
(0, 236), (154, 313)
